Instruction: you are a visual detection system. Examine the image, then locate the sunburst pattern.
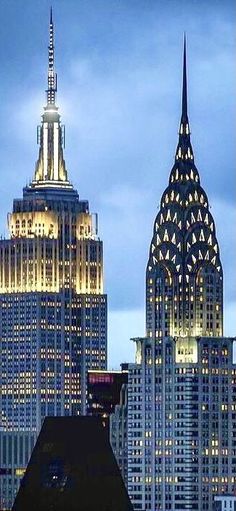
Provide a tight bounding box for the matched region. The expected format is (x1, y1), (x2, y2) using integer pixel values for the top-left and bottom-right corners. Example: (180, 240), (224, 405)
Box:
(146, 40), (223, 339)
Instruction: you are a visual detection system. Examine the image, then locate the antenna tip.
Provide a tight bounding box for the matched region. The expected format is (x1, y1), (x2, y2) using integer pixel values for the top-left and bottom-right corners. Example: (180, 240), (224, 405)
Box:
(181, 34), (188, 120)
(183, 32), (187, 52)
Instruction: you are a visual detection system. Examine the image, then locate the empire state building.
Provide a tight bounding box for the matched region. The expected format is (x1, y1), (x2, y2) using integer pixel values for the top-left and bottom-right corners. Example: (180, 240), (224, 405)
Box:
(0, 12), (107, 510)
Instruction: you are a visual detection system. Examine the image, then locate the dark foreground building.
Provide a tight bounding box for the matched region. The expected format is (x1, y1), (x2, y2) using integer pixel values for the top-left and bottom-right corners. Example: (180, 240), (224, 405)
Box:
(12, 417), (133, 511)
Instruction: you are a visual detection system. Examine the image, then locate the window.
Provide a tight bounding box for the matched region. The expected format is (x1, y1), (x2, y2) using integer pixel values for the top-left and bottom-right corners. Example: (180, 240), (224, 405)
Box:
(42, 458), (68, 489)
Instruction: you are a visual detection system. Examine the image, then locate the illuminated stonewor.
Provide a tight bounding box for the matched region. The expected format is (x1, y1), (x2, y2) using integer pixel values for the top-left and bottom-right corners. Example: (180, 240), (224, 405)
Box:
(124, 40), (236, 511)
(0, 11), (107, 511)
(146, 39), (223, 340)
(33, 6), (69, 187)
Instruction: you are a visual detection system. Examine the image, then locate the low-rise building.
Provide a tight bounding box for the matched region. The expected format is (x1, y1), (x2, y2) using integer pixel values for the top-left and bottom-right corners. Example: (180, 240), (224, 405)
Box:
(213, 495), (236, 510)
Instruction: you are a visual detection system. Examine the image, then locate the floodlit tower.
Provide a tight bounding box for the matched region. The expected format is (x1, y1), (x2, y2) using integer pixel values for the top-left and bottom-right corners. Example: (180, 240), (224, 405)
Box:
(126, 40), (236, 511)
(0, 11), (107, 510)
(146, 38), (223, 341)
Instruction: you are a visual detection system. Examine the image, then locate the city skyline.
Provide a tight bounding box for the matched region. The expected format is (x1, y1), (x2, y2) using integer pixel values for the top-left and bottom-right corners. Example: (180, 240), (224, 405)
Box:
(0, 0), (235, 367)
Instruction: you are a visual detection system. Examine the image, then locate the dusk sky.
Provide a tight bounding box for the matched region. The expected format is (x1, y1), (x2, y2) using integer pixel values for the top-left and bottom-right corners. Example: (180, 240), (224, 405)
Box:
(0, 0), (235, 368)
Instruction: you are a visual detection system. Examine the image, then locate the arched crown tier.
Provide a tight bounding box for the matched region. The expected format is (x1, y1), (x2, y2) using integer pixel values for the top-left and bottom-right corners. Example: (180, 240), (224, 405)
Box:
(146, 39), (223, 339)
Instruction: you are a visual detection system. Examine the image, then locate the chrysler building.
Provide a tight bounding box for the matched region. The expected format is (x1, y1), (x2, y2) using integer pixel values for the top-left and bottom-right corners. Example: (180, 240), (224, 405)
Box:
(125, 41), (236, 511)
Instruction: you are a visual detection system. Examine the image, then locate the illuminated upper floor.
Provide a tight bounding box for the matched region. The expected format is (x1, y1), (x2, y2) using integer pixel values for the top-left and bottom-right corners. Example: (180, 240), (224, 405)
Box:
(146, 40), (223, 339)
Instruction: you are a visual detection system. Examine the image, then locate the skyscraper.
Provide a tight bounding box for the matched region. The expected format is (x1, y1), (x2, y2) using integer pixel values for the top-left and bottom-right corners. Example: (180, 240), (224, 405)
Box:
(0, 11), (107, 510)
(145, 40), (223, 341)
(125, 41), (236, 511)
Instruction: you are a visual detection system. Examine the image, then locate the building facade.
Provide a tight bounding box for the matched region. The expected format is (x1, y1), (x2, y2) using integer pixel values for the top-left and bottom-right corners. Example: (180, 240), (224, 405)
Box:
(126, 42), (236, 511)
(127, 336), (236, 511)
(213, 495), (236, 511)
(87, 365), (128, 419)
(87, 366), (129, 485)
(0, 12), (107, 510)
(110, 381), (128, 486)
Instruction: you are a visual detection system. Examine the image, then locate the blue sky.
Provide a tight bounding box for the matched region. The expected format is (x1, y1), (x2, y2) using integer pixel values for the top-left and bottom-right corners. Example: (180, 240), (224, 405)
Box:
(0, 0), (235, 368)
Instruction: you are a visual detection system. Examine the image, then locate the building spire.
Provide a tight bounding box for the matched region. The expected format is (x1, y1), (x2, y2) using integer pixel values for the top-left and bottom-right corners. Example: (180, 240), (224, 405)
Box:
(169, 37), (197, 183)
(31, 8), (72, 189)
(182, 34), (188, 122)
(174, 37), (193, 163)
(47, 7), (57, 106)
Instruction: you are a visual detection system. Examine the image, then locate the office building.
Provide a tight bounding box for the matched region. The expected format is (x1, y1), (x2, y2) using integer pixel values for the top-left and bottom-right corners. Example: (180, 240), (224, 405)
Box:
(213, 495), (236, 511)
(110, 382), (128, 487)
(87, 366), (129, 486)
(0, 12), (107, 510)
(87, 364), (128, 418)
(125, 41), (236, 511)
